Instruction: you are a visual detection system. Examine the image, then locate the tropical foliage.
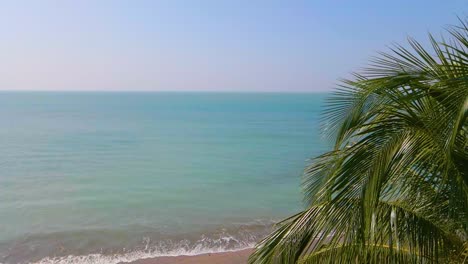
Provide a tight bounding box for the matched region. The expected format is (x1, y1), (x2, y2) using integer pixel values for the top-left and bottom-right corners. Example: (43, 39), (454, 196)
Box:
(249, 20), (468, 263)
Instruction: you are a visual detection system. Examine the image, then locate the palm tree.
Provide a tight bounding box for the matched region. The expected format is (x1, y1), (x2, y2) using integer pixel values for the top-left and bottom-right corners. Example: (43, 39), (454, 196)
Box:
(249, 20), (468, 263)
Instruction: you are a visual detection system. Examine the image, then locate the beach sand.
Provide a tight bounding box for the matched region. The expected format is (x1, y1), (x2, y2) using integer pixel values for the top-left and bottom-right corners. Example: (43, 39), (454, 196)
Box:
(122, 249), (253, 264)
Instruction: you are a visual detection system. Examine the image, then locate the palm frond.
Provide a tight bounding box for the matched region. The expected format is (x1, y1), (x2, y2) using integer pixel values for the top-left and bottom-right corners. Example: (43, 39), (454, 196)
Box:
(250, 18), (468, 264)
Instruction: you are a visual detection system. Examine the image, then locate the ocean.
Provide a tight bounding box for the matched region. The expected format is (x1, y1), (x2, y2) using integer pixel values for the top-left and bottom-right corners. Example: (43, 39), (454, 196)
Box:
(0, 92), (329, 264)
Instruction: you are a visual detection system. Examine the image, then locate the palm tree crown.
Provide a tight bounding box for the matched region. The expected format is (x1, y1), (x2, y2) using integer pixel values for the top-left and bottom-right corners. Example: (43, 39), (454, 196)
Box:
(249, 20), (468, 263)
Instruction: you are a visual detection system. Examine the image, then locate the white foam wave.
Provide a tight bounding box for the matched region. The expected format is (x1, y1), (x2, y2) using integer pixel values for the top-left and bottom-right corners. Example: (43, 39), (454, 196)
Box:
(28, 235), (256, 264)
(29, 246), (253, 264)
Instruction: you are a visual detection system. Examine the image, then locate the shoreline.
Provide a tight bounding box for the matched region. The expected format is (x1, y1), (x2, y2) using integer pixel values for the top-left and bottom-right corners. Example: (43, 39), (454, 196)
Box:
(121, 248), (253, 264)
(2, 223), (269, 263)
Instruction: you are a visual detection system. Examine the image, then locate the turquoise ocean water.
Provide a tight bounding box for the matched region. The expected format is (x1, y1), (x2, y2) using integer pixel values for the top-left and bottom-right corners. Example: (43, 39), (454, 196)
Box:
(0, 92), (328, 264)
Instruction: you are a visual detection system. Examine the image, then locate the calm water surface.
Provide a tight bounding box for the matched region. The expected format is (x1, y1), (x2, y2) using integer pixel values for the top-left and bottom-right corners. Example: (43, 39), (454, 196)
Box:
(0, 92), (328, 263)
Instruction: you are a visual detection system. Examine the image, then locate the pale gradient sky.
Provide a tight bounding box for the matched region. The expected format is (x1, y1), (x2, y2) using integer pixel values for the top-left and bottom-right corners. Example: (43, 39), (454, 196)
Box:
(0, 1), (466, 92)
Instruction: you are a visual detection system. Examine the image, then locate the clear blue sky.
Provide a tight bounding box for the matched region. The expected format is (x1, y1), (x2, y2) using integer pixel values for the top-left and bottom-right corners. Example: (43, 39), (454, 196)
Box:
(0, 1), (466, 92)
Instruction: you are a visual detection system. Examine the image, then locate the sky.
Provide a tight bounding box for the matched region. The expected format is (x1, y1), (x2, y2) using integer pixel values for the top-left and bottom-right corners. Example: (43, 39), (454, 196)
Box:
(0, 1), (466, 92)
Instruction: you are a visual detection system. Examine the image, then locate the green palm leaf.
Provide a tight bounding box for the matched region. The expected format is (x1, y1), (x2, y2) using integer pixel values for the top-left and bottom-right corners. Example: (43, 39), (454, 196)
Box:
(250, 19), (468, 264)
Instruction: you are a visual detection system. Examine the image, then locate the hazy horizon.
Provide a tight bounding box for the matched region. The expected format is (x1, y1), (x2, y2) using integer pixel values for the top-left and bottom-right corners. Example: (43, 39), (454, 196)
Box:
(0, 89), (329, 93)
(1, 1), (466, 92)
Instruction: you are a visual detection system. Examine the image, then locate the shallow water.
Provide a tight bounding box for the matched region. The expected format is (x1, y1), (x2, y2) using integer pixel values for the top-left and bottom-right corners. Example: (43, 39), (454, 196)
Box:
(0, 92), (328, 263)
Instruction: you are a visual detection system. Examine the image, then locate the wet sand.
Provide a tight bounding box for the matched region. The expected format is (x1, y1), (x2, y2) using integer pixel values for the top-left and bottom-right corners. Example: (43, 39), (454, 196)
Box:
(123, 249), (253, 264)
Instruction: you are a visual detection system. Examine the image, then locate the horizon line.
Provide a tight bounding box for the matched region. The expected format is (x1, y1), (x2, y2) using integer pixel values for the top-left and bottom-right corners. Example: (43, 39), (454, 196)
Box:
(0, 90), (330, 93)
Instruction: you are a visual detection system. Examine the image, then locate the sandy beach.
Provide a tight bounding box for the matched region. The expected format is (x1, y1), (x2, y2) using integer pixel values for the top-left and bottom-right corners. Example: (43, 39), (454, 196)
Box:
(123, 249), (253, 264)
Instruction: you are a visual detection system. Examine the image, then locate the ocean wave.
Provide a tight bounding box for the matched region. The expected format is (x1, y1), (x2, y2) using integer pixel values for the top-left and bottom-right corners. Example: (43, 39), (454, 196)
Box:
(30, 245), (252, 264)
(1, 222), (273, 264)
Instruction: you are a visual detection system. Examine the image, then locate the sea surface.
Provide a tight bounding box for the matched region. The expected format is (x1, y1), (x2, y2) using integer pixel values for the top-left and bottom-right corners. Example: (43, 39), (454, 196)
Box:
(0, 92), (329, 264)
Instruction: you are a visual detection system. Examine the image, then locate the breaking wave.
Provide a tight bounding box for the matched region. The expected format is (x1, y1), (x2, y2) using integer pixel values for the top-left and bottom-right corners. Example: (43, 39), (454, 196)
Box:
(0, 221), (274, 264)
